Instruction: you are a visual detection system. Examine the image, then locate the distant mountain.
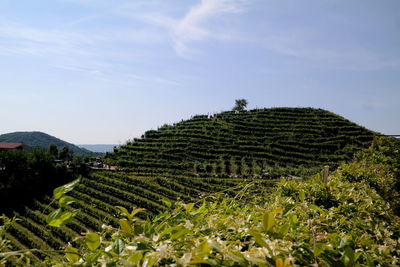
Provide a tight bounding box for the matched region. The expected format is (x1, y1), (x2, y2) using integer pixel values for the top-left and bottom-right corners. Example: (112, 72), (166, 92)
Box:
(78, 144), (118, 153)
(0, 131), (95, 156)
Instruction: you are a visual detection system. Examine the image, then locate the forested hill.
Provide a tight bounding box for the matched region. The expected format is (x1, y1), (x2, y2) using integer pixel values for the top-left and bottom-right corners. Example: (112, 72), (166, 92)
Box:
(0, 131), (94, 156)
(107, 107), (375, 176)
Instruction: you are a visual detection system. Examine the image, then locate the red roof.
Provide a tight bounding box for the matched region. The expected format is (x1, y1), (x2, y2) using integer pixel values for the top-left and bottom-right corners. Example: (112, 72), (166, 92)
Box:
(0, 142), (23, 149)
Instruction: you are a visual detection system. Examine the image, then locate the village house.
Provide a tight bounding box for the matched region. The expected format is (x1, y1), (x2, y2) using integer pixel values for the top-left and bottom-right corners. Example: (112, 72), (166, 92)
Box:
(0, 142), (29, 151)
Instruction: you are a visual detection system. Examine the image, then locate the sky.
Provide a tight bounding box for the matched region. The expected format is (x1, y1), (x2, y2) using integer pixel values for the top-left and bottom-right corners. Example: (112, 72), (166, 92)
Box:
(0, 0), (399, 144)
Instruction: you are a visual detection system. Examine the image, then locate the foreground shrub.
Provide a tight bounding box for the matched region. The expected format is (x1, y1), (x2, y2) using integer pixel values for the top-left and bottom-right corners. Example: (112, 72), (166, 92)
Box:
(25, 174), (397, 266)
(339, 136), (400, 215)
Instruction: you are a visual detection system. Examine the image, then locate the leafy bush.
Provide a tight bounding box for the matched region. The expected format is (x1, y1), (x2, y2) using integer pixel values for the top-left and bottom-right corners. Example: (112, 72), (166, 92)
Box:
(4, 169), (395, 266)
(339, 136), (400, 215)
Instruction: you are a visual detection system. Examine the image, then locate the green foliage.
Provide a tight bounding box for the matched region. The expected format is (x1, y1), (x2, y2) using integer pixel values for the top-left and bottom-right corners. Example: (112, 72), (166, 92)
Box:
(1, 108), (394, 266)
(11, 169), (395, 266)
(106, 107), (374, 177)
(0, 131), (95, 156)
(0, 148), (72, 213)
(339, 136), (400, 214)
(48, 143), (58, 158)
(232, 98), (248, 112)
(46, 178), (80, 227)
(58, 146), (70, 161)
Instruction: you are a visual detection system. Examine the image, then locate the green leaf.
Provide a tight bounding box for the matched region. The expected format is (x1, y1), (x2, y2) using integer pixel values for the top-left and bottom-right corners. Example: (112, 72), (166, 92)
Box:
(170, 227), (190, 240)
(309, 204), (324, 213)
(339, 236), (352, 249)
(225, 251), (245, 264)
(116, 206), (130, 218)
(262, 212), (275, 232)
(128, 252), (143, 264)
(248, 231), (269, 248)
(53, 178), (80, 200)
(314, 243), (327, 257)
(46, 208), (62, 224)
(130, 208), (145, 218)
(119, 218), (132, 234)
(185, 203), (195, 213)
(46, 209), (74, 227)
(161, 199), (172, 208)
(363, 252), (375, 267)
(136, 240), (152, 250)
(279, 223), (290, 236)
(65, 247), (79, 263)
(53, 187), (66, 200)
(159, 226), (179, 240)
(112, 238), (125, 255)
(85, 233), (100, 251)
(298, 190), (305, 202)
(85, 251), (101, 265)
(342, 247), (355, 266)
(195, 238), (211, 257)
(145, 254), (157, 267)
(188, 258), (211, 265)
(197, 200), (207, 213)
(289, 214), (298, 225)
(58, 196), (76, 207)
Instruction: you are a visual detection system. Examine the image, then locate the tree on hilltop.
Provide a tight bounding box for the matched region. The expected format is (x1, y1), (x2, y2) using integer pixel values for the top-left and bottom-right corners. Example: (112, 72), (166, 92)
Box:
(232, 99), (248, 112)
(48, 143), (58, 158)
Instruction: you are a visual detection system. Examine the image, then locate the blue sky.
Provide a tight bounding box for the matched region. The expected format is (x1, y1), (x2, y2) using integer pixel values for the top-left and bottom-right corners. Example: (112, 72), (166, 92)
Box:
(1, 0), (399, 144)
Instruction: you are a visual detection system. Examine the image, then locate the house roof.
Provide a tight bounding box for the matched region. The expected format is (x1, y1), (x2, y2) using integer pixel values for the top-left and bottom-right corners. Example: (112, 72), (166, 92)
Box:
(0, 142), (24, 149)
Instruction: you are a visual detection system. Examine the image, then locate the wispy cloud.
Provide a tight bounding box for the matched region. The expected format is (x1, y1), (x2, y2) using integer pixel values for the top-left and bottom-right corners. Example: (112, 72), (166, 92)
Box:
(0, 17), (176, 86)
(141, 0), (248, 57)
(258, 26), (400, 71)
(0, 18), (93, 57)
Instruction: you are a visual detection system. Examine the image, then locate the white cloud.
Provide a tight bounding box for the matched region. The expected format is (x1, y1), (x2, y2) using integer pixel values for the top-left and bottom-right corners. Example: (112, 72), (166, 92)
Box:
(141, 0), (248, 57)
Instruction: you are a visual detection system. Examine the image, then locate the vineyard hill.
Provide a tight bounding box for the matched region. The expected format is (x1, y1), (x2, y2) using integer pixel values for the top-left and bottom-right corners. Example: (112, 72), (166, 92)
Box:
(3, 107), (378, 264)
(107, 107), (375, 176)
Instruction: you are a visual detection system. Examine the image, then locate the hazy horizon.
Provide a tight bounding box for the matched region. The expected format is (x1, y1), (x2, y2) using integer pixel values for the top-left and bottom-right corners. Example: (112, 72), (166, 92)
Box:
(1, 0), (399, 144)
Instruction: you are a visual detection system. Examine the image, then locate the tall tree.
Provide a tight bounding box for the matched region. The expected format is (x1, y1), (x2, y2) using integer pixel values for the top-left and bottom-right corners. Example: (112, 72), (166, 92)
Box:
(232, 99), (248, 112)
(59, 146), (70, 161)
(48, 143), (58, 158)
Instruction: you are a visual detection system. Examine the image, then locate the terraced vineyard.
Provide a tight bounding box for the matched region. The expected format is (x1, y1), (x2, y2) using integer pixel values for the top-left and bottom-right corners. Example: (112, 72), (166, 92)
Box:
(3, 107), (376, 264)
(5, 171), (274, 264)
(109, 107), (374, 176)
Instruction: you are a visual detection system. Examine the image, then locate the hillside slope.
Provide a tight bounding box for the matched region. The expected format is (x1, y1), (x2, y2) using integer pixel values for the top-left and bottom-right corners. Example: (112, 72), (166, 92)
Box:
(0, 131), (94, 156)
(3, 136), (399, 266)
(1, 107), (380, 264)
(108, 107), (375, 176)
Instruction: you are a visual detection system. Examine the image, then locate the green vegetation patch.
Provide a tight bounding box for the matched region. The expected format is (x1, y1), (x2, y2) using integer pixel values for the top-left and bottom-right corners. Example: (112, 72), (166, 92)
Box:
(2, 161), (399, 266)
(107, 107), (375, 177)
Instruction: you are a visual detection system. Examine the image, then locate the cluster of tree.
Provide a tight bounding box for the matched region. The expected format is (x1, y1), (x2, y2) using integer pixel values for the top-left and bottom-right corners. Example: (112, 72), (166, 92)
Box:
(232, 98), (248, 112)
(0, 146), (88, 214)
(48, 144), (72, 161)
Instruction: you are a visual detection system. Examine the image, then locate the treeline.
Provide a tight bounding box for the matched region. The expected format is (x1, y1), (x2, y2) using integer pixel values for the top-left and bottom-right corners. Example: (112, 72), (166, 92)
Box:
(0, 147), (87, 214)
